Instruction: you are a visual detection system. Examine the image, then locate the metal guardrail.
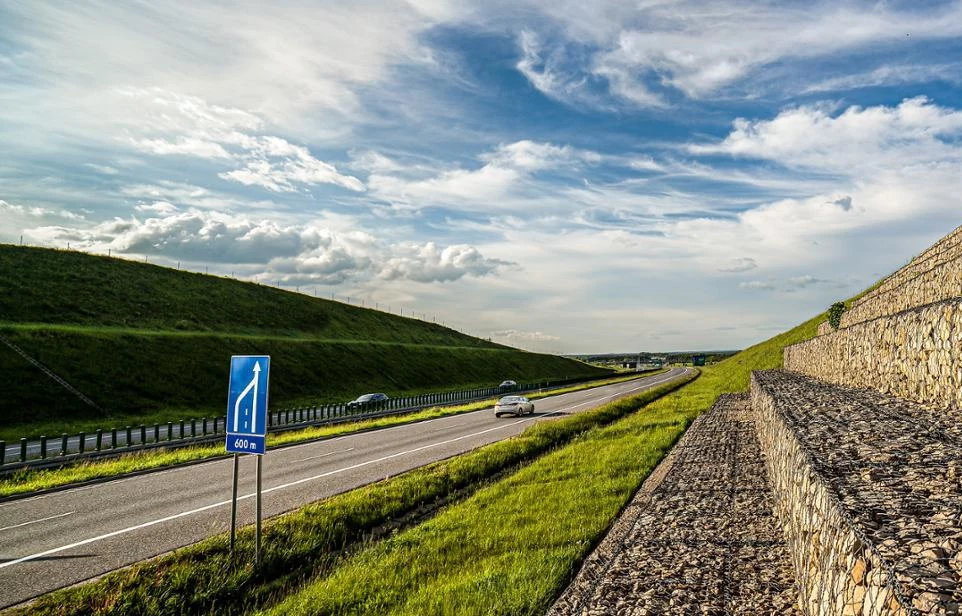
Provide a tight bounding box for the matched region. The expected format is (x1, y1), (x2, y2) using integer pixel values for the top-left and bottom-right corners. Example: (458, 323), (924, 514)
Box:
(0, 373), (631, 471)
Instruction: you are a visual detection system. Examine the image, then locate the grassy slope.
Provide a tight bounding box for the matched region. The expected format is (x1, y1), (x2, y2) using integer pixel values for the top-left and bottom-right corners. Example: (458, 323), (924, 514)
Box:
(0, 245), (607, 429)
(261, 312), (827, 615)
(10, 306), (830, 616)
(15, 372), (694, 616)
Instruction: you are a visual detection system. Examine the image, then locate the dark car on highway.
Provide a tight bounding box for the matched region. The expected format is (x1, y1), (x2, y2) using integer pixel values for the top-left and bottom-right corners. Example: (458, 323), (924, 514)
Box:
(347, 392), (389, 409)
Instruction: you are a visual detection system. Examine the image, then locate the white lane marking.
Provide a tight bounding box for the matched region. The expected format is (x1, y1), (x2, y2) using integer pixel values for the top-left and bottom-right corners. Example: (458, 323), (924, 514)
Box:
(0, 370), (688, 569)
(298, 448), (355, 462)
(0, 511), (75, 533)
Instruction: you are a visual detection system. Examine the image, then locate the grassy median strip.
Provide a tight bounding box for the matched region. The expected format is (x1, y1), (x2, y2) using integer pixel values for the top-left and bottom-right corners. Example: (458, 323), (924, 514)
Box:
(0, 371), (659, 499)
(259, 316), (825, 615)
(11, 371), (693, 616)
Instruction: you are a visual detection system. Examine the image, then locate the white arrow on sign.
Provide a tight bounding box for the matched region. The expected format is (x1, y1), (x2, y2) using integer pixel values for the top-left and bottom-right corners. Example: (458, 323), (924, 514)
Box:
(232, 362), (261, 433)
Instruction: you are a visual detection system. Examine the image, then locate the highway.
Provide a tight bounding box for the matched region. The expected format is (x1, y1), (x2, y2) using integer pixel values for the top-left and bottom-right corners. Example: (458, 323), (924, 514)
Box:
(0, 368), (689, 608)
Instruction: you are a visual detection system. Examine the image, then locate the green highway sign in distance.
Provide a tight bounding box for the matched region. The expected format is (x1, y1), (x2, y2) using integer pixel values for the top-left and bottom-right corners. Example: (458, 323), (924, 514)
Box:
(226, 355), (270, 455)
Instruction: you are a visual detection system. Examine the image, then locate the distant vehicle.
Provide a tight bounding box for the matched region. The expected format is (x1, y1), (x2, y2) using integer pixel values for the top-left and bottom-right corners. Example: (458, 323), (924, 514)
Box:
(498, 380), (517, 389)
(494, 395), (534, 417)
(347, 392), (389, 408)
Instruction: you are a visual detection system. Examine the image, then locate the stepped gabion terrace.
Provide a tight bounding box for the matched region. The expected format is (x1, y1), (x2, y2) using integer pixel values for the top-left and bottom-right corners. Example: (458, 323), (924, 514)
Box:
(554, 223), (962, 615)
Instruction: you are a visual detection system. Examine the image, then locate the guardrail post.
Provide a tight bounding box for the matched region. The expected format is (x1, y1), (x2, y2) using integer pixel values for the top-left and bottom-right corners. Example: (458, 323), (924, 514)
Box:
(40, 436), (47, 459)
(140, 425), (147, 447)
(167, 422), (173, 441)
(154, 424), (160, 443)
(0, 441), (5, 465)
(125, 426), (132, 448)
(60, 433), (68, 456)
(190, 419), (196, 437)
(95, 429), (103, 451)
(213, 417), (219, 433)
(78, 432), (85, 454)
(179, 420), (185, 439)
(202, 417), (208, 435)
(111, 429), (117, 449)
(20, 438), (27, 462)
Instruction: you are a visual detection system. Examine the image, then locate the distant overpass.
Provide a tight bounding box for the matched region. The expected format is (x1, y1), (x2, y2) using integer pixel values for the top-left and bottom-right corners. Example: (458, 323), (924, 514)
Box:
(568, 350), (739, 368)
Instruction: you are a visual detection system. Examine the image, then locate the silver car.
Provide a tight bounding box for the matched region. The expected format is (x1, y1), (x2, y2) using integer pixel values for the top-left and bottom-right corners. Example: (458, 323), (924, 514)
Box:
(494, 395), (534, 417)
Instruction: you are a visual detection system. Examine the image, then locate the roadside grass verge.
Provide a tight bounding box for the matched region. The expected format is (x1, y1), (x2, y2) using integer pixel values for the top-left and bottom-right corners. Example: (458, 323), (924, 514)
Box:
(259, 313), (828, 615)
(0, 371), (665, 499)
(13, 370), (695, 616)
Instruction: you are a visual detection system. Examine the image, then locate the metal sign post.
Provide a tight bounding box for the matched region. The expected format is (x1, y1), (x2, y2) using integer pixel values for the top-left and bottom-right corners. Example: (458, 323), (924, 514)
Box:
(225, 355), (270, 561)
(229, 453), (239, 552)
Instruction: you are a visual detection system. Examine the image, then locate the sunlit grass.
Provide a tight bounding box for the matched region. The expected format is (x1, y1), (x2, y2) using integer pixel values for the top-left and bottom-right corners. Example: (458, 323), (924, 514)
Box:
(260, 313), (827, 615)
(15, 371), (693, 616)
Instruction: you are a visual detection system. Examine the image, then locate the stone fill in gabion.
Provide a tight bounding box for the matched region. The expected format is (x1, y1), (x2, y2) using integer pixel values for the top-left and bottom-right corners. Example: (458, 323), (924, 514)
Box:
(752, 370), (962, 615)
(839, 255), (962, 329)
(549, 393), (798, 616)
(851, 223), (962, 313)
(784, 298), (962, 410)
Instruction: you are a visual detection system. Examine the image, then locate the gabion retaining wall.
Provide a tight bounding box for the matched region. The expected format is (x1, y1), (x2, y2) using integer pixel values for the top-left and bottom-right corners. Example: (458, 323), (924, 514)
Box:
(784, 298), (962, 410)
(851, 224), (962, 312)
(750, 372), (962, 615)
(840, 254), (962, 329)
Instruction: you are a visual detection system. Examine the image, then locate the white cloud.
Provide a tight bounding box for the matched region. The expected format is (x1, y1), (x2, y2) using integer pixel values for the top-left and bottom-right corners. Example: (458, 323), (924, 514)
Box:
(718, 257), (758, 273)
(2, 2), (454, 137)
(118, 89), (365, 193)
(689, 97), (962, 170)
(739, 280), (775, 291)
(507, 1), (962, 106)
(481, 140), (600, 170)
(23, 208), (507, 285)
(515, 30), (610, 109)
(130, 137), (233, 160)
(84, 163), (120, 175)
(380, 242), (511, 283)
(0, 199), (85, 222)
(490, 329), (560, 343)
(802, 63), (962, 94)
(786, 275), (832, 288)
(368, 139), (600, 210)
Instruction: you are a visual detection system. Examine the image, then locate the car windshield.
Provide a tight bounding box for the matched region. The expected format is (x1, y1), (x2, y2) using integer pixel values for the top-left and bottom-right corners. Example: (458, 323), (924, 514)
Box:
(355, 394), (376, 402)
(498, 396), (522, 403)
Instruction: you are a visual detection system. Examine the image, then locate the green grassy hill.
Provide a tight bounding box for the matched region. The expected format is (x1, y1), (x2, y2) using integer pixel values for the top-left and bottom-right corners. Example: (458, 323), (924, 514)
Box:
(0, 245), (609, 434)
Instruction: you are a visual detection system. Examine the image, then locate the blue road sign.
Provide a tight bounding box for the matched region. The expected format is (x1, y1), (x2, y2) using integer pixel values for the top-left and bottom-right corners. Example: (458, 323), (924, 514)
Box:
(226, 355), (270, 455)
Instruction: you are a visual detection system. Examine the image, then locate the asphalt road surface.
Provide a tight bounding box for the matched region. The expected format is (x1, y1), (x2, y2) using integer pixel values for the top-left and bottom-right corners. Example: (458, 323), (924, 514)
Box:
(0, 368), (690, 608)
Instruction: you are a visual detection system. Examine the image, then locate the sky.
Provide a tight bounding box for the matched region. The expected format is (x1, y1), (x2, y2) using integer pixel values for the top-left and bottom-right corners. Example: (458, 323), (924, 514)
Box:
(1, 1), (961, 354)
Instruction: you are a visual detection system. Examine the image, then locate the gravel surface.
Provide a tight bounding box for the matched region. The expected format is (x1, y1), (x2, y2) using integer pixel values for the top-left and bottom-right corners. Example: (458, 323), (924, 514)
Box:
(753, 370), (962, 614)
(549, 393), (798, 615)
